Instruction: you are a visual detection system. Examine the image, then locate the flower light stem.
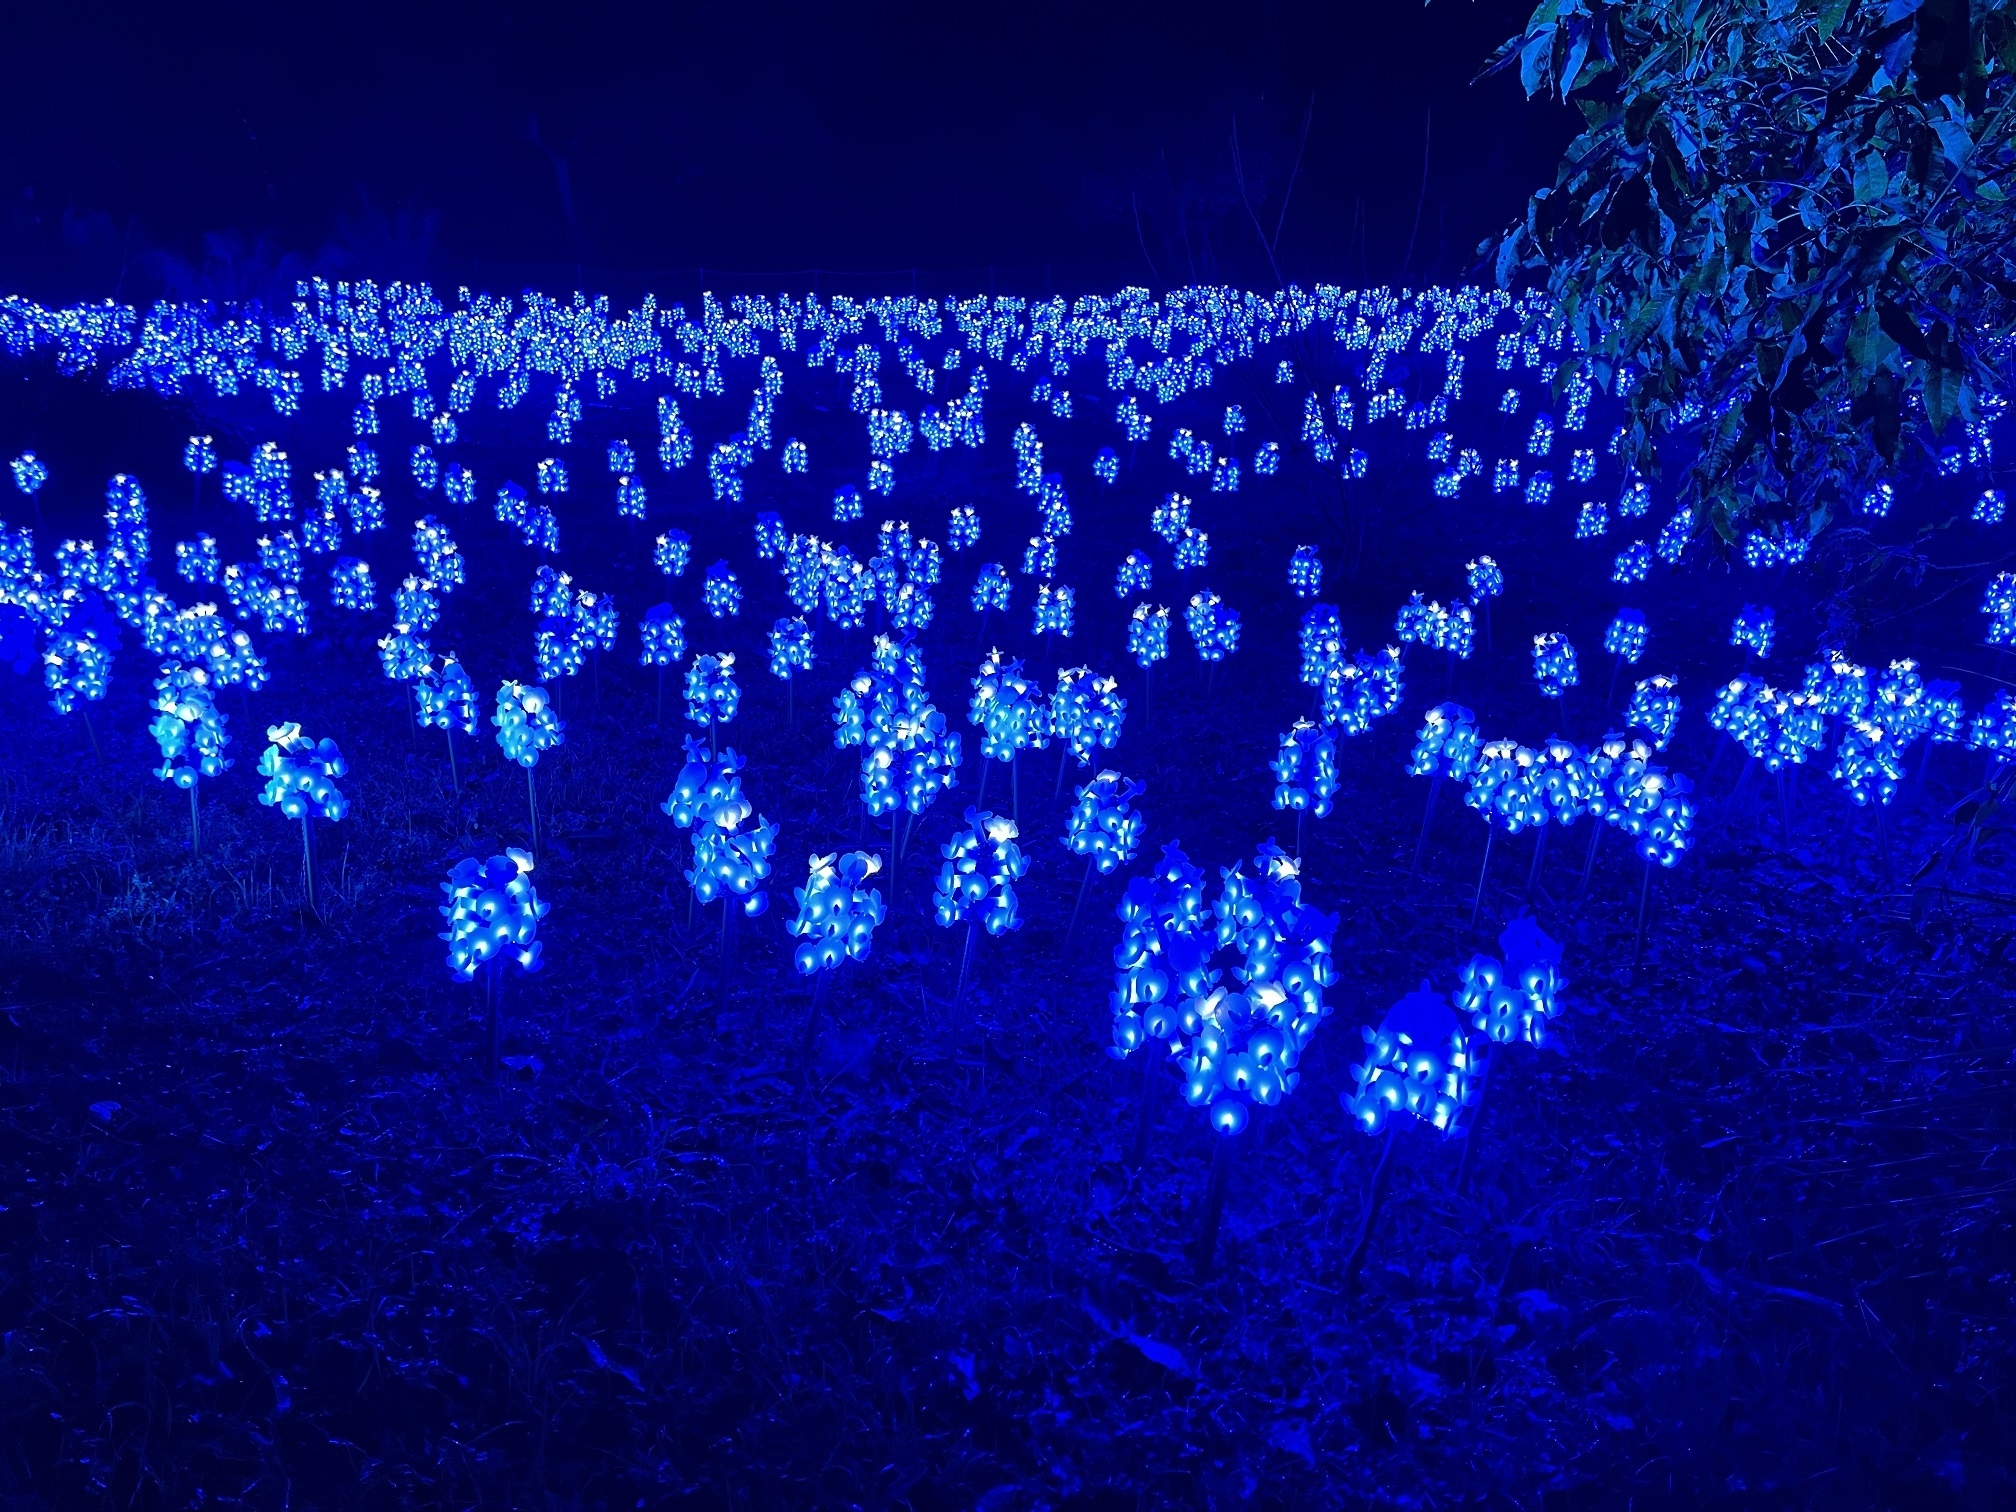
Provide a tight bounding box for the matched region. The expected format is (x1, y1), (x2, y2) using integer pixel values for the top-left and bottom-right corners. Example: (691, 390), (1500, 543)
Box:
(526, 767), (540, 860)
(1411, 774), (1443, 877)
(1576, 819), (1603, 904)
(1471, 821), (1495, 926)
(189, 785), (201, 857)
(1344, 1129), (1400, 1297)
(486, 957), (502, 1078)
(1455, 1051), (1496, 1195)
(1190, 1135), (1236, 1279)
(799, 970), (831, 1098)
(1633, 860), (1653, 972)
(1065, 856), (1095, 952)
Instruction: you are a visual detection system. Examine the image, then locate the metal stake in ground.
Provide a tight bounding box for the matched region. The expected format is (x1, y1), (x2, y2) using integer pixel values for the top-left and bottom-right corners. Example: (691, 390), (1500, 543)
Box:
(1470, 820), (1497, 926)
(1064, 856), (1096, 952)
(1188, 1135), (1237, 1278)
(1343, 1130), (1400, 1296)
(1410, 773), (1443, 876)
(486, 957), (503, 1078)
(1633, 859), (1654, 971)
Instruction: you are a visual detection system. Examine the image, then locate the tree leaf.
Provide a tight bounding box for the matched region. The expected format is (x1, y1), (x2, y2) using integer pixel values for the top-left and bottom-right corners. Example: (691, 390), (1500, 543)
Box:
(1853, 151), (1890, 202)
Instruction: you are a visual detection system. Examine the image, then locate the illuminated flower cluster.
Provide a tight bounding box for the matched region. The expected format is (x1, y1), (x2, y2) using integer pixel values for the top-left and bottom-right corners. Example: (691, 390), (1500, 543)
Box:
(1184, 590), (1240, 662)
(1127, 603), (1170, 669)
(1626, 674), (1681, 748)
(638, 603), (686, 667)
(1049, 666), (1125, 768)
(1063, 771), (1145, 876)
(969, 651), (1050, 762)
(1272, 720), (1340, 817)
(685, 652), (740, 728)
(663, 737), (752, 832)
(933, 808), (1029, 935)
(415, 655), (480, 735)
(1121, 843), (1338, 1136)
(1467, 556), (1504, 601)
(493, 681), (564, 767)
(330, 557), (374, 612)
(177, 535), (222, 585)
(1603, 610), (1648, 665)
(1409, 702), (1482, 780)
(1114, 551), (1152, 597)
(948, 504), (980, 551)
(702, 561), (742, 618)
(971, 561), (1011, 614)
(1454, 917), (1566, 1048)
(42, 629), (111, 714)
(1318, 645), (1405, 735)
(654, 530), (692, 578)
(439, 849), (548, 980)
(1984, 572), (2016, 645)
(1531, 632), (1578, 698)
(687, 806), (778, 915)
(1394, 592), (1474, 659)
(1032, 582), (1075, 637)
(379, 620), (433, 682)
(1299, 604), (1344, 687)
(1708, 678), (1826, 772)
(257, 723), (349, 821)
(1343, 986), (1475, 1136)
(1970, 690), (2016, 763)
(787, 850), (886, 975)
(149, 663), (232, 789)
(1731, 604), (1775, 659)
(769, 616), (814, 680)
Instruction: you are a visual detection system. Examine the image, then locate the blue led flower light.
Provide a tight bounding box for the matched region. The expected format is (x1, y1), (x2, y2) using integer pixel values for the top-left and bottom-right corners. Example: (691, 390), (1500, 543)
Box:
(686, 807), (779, 917)
(1603, 610), (1648, 665)
(1063, 770), (1145, 879)
(1531, 633), (1578, 699)
(1626, 675), (1681, 749)
(948, 505), (980, 552)
(769, 615), (815, 716)
(150, 661), (231, 849)
(1136, 843), (1340, 1137)
(1128, 603), (1170, 673)
(1343, 985), (1474, 1136)
(1184, 591), (1241, 663)
(1731, 604), (1776, 660)
(934, 809), (1030, 1002)
(42, 628), (111, 717)
(1108, 840), (1212, 1061)
(685, 652), (741, 748)
(440, 849), (548, 982)
(1049, 667), (1126, 772)
(1272, 719), (1340, 819)
(662, 737), (752, 838)
(788, 850), (886, 976)
(702, 561), (743, 619)
(1456, 916), (1567, 1049)
(258, 721), (348, 909)
(972, 561), (1011, 615)
(1969, 690), (2016, 763)
(1318, 645), (1406, 736)
(654, 530), (692, 579)
(1410, 701), (1482, 781)
(1288, 546), (1323, 599)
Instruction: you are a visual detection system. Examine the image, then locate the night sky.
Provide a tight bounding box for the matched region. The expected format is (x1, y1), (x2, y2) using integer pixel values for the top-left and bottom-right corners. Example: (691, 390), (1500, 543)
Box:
(1, 1), (1572, 303)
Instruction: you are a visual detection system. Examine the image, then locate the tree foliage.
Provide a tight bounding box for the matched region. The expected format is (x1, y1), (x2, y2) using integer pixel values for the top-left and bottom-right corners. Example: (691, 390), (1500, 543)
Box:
(1491, 0), (2016, 547)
